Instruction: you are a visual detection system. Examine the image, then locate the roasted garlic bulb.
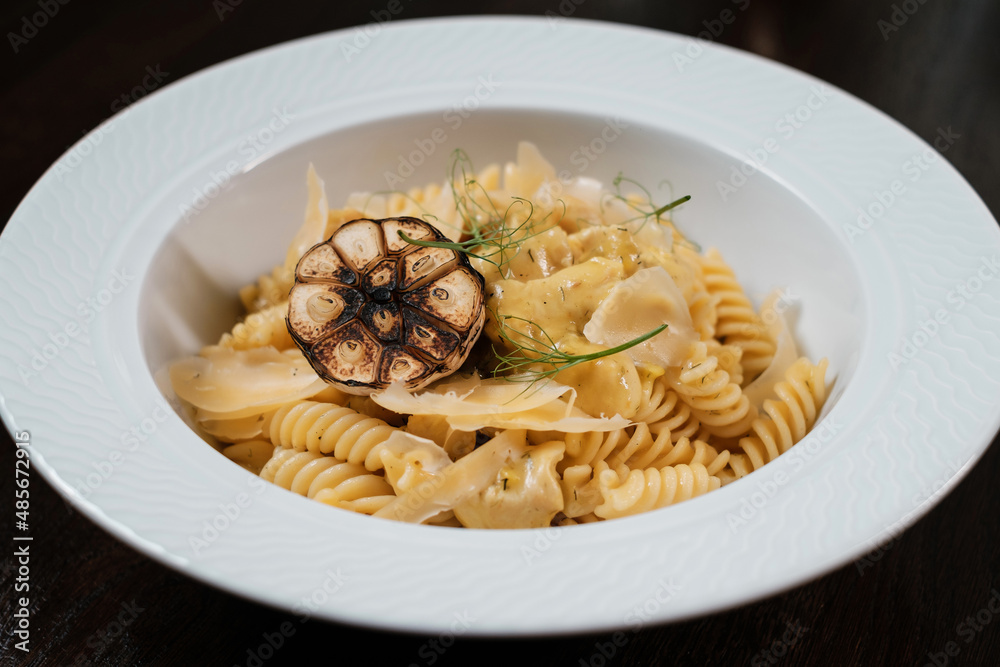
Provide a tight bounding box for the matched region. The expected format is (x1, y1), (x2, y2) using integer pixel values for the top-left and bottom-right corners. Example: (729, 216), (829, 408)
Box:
(287, 217), (486, 394)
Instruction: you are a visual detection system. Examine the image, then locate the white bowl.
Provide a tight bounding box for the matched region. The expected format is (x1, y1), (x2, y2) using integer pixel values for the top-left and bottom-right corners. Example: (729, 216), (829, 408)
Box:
(3, 17), (999, 635)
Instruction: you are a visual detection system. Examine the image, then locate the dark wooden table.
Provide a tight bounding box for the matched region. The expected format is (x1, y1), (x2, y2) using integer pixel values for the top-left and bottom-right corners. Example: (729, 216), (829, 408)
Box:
(2, 1), (999, 665)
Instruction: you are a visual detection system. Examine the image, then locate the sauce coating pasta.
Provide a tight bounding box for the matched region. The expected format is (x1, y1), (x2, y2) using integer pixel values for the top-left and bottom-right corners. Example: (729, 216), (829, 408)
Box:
(168, 142), (829, 528)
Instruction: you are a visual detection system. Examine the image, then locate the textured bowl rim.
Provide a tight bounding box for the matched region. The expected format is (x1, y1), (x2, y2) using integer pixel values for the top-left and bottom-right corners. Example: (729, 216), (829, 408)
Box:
(2, 16), (999, 635)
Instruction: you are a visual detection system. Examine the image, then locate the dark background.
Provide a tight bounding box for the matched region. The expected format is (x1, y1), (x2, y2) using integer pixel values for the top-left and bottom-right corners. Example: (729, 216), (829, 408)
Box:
(2, 1), (999, 665)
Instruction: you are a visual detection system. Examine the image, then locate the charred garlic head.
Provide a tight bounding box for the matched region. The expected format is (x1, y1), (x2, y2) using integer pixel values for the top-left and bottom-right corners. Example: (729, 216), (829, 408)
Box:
(287, 217), (486, 395)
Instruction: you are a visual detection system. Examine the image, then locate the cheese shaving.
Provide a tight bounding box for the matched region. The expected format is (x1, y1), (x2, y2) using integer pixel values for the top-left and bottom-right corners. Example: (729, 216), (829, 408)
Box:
(742, 290), (799, 409)
(374, 429), (528, 524)
(372, 374), (576, 417)
(170, 347), (326, 416)
(583, 266), (698, 367)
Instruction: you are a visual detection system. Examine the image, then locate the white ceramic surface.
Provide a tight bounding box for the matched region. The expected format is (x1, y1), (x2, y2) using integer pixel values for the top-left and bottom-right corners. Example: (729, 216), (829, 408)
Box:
(2, 17), (999, 635)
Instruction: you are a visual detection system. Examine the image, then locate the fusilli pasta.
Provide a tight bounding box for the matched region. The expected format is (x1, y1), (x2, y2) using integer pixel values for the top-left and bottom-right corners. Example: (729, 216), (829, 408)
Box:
(168, 142), (832, 529)
(726, 358), (829, 481)
(218, 302), (294, 351)
(263, 401), (400, 471)
(260, 446), (395, 514)
(668, 341), (757, 438)
(594, 462), (721, 519)
(700, 248), (776, 380)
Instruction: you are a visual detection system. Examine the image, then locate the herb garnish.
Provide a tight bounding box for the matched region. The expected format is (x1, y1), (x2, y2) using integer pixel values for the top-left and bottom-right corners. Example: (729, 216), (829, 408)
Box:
(398, 150), (560, 277)
(492, 312), (668, 383)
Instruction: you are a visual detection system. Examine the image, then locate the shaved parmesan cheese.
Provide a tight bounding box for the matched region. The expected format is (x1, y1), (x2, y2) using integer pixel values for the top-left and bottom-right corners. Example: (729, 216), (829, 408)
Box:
(375, 431), (453, 495)
(447, 403), (630, 433)
(454, 440), (566, 529)
(372, 374), (575, 416)
(583, 266), (698, 367)
(284, 164), (329, 271)
(374, 429), (528, 524)
(404, 414), (476, 459)
(504, 141), (557, 200)
(742, 290), (799, 409)
(628, 219), (674, 254)
(197, 411), (270, 441)
(170, 347), (326, 415)
(373, 373), (629, 432)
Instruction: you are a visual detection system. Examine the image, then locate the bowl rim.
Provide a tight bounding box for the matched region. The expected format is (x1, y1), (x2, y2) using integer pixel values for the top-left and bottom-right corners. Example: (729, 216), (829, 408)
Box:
(3, 15), (1000, 635)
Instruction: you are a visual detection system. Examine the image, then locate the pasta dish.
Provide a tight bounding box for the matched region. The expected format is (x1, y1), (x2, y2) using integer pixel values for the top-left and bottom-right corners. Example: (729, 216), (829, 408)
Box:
(169, 142), (828, 528)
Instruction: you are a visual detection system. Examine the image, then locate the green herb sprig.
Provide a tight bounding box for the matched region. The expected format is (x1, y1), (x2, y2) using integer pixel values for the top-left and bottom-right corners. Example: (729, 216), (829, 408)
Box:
(398, 149), (561, 276)
(605, 174), (696, 250)
(492, 313), (668, 383)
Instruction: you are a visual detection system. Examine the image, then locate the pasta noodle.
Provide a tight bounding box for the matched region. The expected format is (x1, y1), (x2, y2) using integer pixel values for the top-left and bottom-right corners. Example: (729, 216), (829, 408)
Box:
(167, 141), (831, 529)
(263, 401), (398, 471)
(667, 341), (757, 438)
(725, 357), (829, 482)
(593, 462), (721, 520)
(603, 424), (730, 475)
(699, 248), (777, 380)
(218, 302), (294, 351)
(239, 264), (294, 314)
(260, 446), (395, 514)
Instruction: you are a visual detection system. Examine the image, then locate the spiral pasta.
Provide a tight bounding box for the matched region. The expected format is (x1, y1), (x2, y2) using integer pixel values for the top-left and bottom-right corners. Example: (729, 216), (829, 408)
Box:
(688, 289), (719, 342)
(529, 429), (625, 472)
(239, 264), (295, 314)
(699, 248), (775, 380)
(668, 341), (756, 439)
(726, 357), (829, 481)
(559, 463), (602, 518)
(263, 400), (400, 471)
(706, 339), (744, 388)
(218, 302), (294, 351)
(603, 424), (730, 475)
(260, 446), (395, 514)
(649, 399), (703, 445)
(594, 462), (721, 519)
(634, 375), (704, 442)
